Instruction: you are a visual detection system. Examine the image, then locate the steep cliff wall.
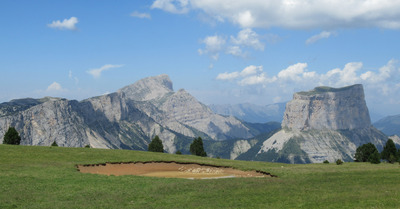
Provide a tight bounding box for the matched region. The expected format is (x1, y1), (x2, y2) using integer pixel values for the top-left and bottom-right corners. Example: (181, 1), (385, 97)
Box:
(253, 84), (388, 163)
(282, 84), (371, 131)
(0, 74), (256, 154)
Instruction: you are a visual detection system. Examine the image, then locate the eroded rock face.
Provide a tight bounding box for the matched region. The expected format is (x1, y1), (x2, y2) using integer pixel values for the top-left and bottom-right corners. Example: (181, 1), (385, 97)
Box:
(282, 84), (371, 131)
(0, 74), (255, 153)
(252, 84), (389, 163)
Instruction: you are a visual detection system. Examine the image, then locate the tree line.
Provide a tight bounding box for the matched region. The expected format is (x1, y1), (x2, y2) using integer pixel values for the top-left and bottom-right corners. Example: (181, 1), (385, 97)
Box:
(355, 139), (399, 164)
(148, 135), (207, 157)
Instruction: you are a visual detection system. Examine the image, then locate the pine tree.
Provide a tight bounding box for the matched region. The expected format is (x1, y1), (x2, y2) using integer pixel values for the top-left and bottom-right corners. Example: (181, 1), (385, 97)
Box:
(148, 135), (163, 153)
(51, 141), (58, 147)
(368, 150), (381, 164)
(381, 139), (398, 163)
(354, 143), (378, 162)
(3, 127), (21, 145)
(190, 137), (207, 157)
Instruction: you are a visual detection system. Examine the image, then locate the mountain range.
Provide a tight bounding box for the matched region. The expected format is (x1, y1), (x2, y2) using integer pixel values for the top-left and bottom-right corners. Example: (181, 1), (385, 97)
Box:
(0, 75), (396, 163)
(0, 75), (278, 157)
(208, 103), (286, 123)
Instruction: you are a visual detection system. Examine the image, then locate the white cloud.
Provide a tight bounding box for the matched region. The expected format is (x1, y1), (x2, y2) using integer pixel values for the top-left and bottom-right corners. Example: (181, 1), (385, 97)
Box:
(200, 29), (265, 59)
(215, 60), (400, 115)
(151, 0), (189, 14)
(217, 60), (400, 95)
(238, 73), (268, 86)
(306, 31), (334, 44)
(69, 70), (79, 84)
(157, 0), (400, 30)
(87, 64), (124, 79)
(277, 63), (309, 81)
(240, 65), (262, 77)
(226, 46), (244, 57)
(216, 65), (264, 82)
(46, 82), (63, 92)
(131, 11), (151, 19)
(216, 72), (239, 80)
(198, 35), (226, 60)
(231, 28), (264, 50)
(47, 17), (78, 30)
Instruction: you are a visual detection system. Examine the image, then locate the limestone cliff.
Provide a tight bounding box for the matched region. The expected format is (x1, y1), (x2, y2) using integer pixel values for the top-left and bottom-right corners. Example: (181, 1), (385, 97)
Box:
(253, 84), (389, 163)
(0, 75), (256, 154)
(282, 84), (371, 131)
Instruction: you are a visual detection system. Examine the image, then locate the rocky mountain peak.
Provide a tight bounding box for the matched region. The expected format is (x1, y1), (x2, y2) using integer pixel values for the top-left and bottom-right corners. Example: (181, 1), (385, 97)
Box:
(282, 84), (371, 131)
(118, 74), (173, 101)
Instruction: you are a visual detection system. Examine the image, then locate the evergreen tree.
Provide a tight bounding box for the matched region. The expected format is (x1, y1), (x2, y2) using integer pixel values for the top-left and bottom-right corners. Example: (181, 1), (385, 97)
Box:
(51, 141), (58, 147)
(381, 139), (398, 163)
(354, 143), (379, 162)
(3, 127), (21, 145)
(148, 135), (163, 153)
(368, 150), (381, 164)
(190, 137), (207, 157)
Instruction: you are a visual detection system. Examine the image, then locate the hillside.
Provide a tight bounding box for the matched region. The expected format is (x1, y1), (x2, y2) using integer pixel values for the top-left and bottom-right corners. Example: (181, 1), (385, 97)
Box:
(209, 103), (286, 123)
(373, 114), (400, 136)
(1, 145), (399, 208)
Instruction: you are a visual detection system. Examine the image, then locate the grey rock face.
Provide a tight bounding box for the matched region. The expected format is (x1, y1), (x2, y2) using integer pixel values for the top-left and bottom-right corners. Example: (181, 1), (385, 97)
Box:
(253, 84), (389, 163)
(209, 103), (286, 123)
(282, 84), (371, 131)
(0, 74), (255, 154)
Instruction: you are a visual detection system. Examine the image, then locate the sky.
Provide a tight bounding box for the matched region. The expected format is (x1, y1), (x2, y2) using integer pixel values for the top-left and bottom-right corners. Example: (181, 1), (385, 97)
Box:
(1, 0), (400, 117)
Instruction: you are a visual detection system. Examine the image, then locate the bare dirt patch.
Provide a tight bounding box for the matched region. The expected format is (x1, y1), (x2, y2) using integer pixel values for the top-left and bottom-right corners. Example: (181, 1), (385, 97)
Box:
(77, 161), (276, 179)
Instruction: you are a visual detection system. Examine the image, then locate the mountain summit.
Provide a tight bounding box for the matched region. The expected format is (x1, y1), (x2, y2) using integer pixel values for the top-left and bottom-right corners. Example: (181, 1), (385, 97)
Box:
(252, 84), (388, 163)
(282, 84), (371, 130)
(0, 75), (256, 154)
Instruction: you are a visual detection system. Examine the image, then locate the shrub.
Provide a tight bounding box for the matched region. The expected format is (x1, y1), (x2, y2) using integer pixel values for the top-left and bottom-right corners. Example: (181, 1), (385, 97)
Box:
(85, 145), (90, 148)
(148, 135), (163, 153)
(336, 159), (343, 165)
(51, 141), (58, 147)
(3, 127), (21, 145)
(323, 160), (329, 164)
(175, 150), (182, 155)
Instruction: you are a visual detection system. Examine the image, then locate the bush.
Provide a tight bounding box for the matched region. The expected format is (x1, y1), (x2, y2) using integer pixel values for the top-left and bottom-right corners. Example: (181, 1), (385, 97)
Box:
(148, 135), (163, 153)
(190, 137), (207, 157)
(51, 141), (58, 147)
(3, 127), (21, 145)
(85, 145), (90, 148)
(175, 150), (182, 155)
(336, 159), (343, 165)
(323, 160), (329, 164)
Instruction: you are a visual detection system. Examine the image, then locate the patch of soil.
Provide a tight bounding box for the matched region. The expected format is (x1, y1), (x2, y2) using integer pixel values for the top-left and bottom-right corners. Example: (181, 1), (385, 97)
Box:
(77, 161), (276, 179)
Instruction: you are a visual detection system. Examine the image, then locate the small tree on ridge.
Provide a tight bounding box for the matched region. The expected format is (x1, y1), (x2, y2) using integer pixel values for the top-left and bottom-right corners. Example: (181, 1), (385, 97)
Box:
(3, 127), (21, 145)
(148, 135), (163, 153)
(381, 139), (398, 163)
(190, 137), (207, 157)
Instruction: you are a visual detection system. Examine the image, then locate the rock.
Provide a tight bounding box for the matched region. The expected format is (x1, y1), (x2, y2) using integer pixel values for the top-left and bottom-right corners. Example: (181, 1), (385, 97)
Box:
(209, 102), (286, 123)
(0, 74), (256, 154)
(282, 84), (371, 131)
(252, 84), (389, 163)
(373, 114), (400, 136)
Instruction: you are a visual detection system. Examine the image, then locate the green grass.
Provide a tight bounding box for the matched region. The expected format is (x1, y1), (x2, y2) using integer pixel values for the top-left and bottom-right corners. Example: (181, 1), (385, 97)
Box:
(297, 84), (359, 96)
(1, 145), (399, 208)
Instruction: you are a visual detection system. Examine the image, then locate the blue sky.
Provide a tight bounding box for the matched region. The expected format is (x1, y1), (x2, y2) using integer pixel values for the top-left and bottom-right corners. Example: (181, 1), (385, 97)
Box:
(1, 0), (400, 117)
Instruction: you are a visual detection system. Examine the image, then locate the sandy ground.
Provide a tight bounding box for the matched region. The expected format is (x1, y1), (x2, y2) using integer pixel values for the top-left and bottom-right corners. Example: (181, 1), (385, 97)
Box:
(78, 162), (272, 179)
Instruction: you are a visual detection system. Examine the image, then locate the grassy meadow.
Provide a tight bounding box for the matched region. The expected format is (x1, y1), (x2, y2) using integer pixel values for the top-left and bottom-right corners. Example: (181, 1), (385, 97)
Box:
(1, 145), (399, 208)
